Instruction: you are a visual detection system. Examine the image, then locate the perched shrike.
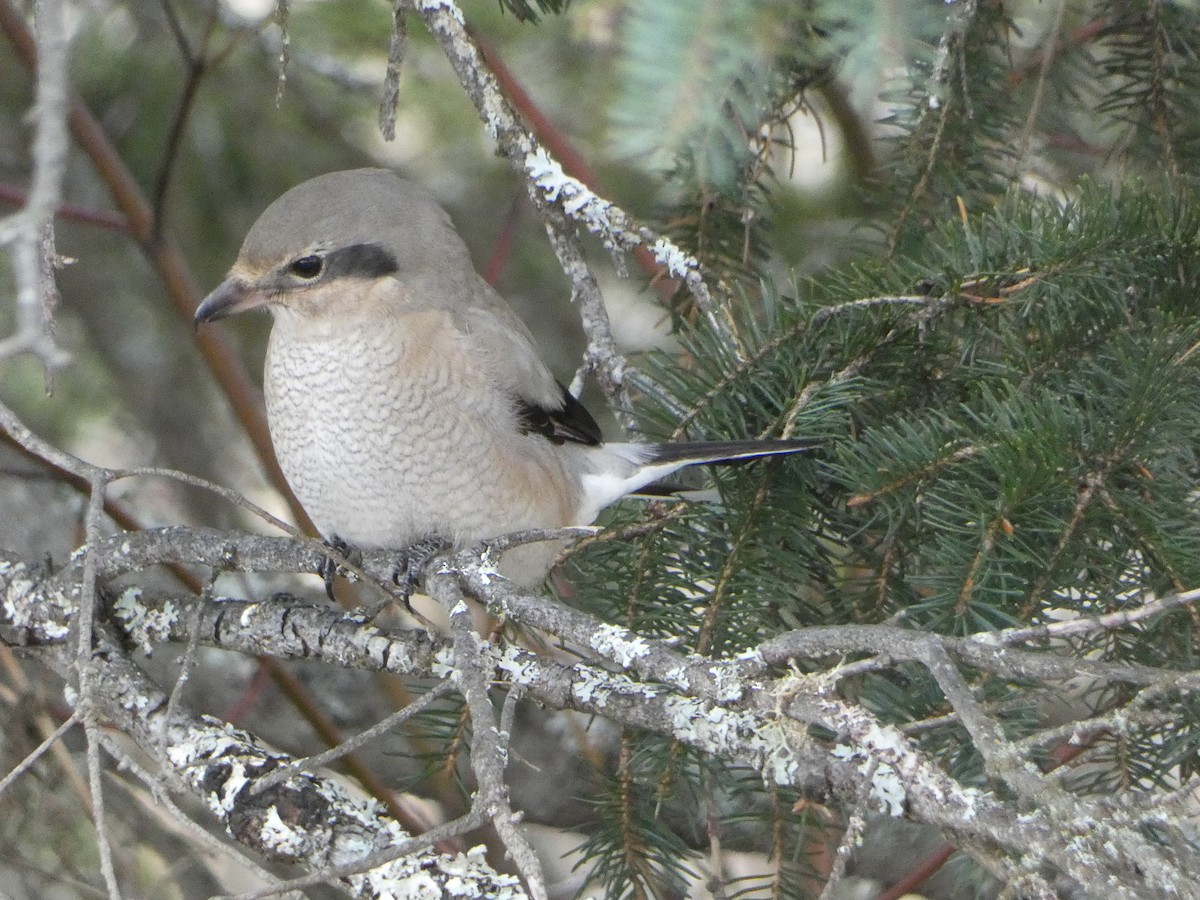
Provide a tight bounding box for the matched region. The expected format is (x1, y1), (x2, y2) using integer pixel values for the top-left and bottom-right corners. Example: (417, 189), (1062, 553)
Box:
(195, 169), (816, 587)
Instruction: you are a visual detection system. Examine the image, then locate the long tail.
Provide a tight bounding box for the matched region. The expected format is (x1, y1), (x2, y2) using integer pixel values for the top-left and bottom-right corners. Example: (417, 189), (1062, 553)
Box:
(578, 439), (819, 519)
(641, 438), (821, 467)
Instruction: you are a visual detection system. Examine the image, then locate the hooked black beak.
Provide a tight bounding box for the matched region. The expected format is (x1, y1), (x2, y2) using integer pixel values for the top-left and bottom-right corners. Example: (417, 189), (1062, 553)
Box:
(194, 278), (267, 327)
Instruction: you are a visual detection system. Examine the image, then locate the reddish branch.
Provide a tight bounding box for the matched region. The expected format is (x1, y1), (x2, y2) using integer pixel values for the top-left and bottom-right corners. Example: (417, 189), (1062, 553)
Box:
(0, 0), (306, 531)
(474, 30), (677, 301)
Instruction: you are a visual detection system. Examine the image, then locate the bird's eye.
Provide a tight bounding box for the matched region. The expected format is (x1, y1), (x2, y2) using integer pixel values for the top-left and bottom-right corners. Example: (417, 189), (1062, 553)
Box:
(288, 255), (323, 279)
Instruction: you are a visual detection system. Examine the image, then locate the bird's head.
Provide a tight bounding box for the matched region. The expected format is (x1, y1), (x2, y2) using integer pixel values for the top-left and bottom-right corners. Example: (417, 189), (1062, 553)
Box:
(194, 168), (475, 326)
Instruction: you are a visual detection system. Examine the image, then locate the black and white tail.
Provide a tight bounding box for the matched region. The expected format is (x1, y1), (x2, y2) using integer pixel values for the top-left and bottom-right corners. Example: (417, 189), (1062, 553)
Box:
(577, 438), (819, 522)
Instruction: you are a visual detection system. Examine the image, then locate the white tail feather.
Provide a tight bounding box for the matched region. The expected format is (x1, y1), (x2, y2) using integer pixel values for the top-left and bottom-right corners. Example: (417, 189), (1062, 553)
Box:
(575, 440), (813, 524)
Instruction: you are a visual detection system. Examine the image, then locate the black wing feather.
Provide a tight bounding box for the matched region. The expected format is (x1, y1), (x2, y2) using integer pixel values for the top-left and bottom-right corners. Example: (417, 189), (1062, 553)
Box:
(517, 382), (603, 446)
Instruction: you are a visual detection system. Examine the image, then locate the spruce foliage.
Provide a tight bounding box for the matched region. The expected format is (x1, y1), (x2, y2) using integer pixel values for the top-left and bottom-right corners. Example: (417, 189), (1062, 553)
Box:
(560, 1), (1200, 895)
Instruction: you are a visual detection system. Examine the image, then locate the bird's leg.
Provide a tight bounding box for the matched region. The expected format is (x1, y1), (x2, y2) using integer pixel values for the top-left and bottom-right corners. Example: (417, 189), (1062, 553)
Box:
(390, 535), (450, 610)
(318, 534), (361, 601)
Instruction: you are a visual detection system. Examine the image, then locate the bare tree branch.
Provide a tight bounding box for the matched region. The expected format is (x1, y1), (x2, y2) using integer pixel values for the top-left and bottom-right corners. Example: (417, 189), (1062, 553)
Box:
(399, 0), (760, 411)
(4, 517), (1200, 897)
(19, 610), (525, 896)
(0, 0), (71, 368)
(430, 572), (547, 899)
(0, 0), (70, 369)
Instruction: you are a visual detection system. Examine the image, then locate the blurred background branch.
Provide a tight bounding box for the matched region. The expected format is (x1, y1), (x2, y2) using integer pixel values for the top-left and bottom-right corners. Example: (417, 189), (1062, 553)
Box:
(0, 0), (69, 368)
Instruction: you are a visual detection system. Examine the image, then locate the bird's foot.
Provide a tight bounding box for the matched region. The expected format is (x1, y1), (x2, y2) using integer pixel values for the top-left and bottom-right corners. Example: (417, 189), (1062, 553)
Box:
(318, 534), (362, 601)
(390, 535), (450, 611)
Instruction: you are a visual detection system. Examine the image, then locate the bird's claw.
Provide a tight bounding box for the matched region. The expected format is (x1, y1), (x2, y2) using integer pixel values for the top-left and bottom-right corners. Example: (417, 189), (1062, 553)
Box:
(318, 534), (361, 601)
(390, 535), (449, 611)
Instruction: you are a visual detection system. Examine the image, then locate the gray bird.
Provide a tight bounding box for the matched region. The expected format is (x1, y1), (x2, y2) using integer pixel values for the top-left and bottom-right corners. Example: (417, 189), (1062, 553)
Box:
(195, 169), (816, 588)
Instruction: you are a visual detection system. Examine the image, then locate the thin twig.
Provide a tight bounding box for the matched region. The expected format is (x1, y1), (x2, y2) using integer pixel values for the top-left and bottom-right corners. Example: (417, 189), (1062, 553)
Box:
(816, 760), (876, 900)
(78, 471), (123, 899)
(0, 710), (78, 798)
(251, 679), (454, 794)
(378, 0), (407, 139)
(431, 572), (548, 900)
(151, 0), (222, 238)
(1012, 0), (1068, 177)
(217, 808), (492, 900)
(0, 183), (129, 232)
(886, 0), (981, 256)
(978, 586), (1200, 646)
(160, 566), (214, 761)
(108, 464), (300, 534)
(274, 0), (290, 105)
(0, 647), (93, 816)
(0, 0), (71, 368)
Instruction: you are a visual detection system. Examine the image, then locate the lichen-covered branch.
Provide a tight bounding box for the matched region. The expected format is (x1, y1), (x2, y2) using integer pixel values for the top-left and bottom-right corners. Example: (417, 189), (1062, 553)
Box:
(16, 622), (525, 897)
(4, 522), (1200, 896)
(401, 0), (746, 406)
(429, 572), (548, 899)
